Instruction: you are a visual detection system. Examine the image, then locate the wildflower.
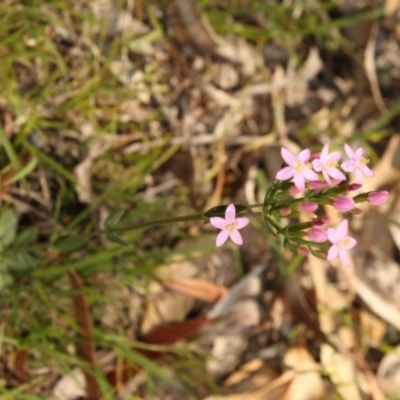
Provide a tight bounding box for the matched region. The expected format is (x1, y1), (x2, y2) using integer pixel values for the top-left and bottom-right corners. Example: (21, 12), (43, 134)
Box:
(341, 144), (374, 184)
(276, 147), (319, 191)
(308, 226), (328, 243)
(367, 191), (388, 206)
(298, 202), (318, 212)
(332, 196), (356, 212)
(326, 219), (357, 266)
(312, 144), (346, 184)
(210, 203), (249, 247)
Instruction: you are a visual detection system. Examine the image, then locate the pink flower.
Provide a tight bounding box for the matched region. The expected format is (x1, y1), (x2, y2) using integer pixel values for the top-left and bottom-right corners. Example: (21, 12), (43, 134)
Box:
(299, 202), (318, 212)
(326, 220), (357, 266)
(308, 226), (328, 243)
(210, 203), (249, 247)
(367, 191), (388, 206)
(276, 147), (319, 191)
(341, 144), (374, 184)
(312, 144), (346, 184)
(332, 196), (356, 212)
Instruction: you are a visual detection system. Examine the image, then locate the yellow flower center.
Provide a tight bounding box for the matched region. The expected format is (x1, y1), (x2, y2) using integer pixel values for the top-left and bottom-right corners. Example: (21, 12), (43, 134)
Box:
(360, 157), (369, 166)
(226, 221), (238, 233)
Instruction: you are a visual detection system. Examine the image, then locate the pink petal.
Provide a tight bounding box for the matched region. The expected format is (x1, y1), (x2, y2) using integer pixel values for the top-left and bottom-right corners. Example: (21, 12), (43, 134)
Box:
(360, 165), (374, 177)
(330, 151), (342, 161)
(302, 169), (319, 181)
(327, 227), (338, 244)
(320, 144), (329, 160)
(327, 244), (339, 261)
(281, 147), (297, 166)
(337, 219), (349, 239)
(293, 174), (305, 191)
(229, 230), (243, 245)
(236, 217), (249, 229)
(312, 159), (323, 172)
(338, 248), (351, 266)
(355, 169), (364, 184)
(276, 166), (295, 181)
(210, 217), (226, 229)
(329, 168), (346, 181)
(225, 203), (236, 221)
(343, 237), (357, 249)
(322, 170), (331, 184)
(341, 160), (355, 172)
(344, 144), (355, 159)
(298, 149), (311, 163)
(355, 147), (364, 160)
(216, 230), (229, 247)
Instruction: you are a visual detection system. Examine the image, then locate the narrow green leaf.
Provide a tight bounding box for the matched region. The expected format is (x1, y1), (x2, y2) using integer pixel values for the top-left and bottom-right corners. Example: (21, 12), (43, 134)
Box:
(104, 207), (125, 230)
(0, 207), (17, 251)
(106, 233), (127, 246)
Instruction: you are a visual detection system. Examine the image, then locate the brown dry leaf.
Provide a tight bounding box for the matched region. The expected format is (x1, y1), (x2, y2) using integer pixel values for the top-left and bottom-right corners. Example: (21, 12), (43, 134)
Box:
(143, 317), (211, 345)
(161, 276), (228, 303)
(68, 270), (102, 400)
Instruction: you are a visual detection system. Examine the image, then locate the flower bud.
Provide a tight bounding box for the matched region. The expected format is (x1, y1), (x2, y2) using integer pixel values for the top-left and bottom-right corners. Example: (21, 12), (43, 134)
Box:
(332, 196), (356, 212)
(347, 183), (362, 191)
(313, 216), (330, 226)
(298, 202), (318, 212)
(367, 191), (388, 206)
(298, 246), (310, 255)
(308, 181), (329, 190)
(279, 207), (291, 217)
(308, 226), (328, 243)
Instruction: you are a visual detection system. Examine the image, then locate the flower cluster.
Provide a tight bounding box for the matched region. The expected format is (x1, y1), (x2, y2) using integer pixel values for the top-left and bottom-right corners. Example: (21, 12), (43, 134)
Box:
(209, 143), (388, 268)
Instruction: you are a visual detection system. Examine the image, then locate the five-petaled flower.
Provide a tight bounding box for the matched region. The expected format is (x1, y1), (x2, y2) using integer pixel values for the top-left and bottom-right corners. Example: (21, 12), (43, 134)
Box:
(312, 144), (346, 184)
(210, 203), (249, 247)
(326, 219), (357, 267)
(341, 144), (374, 184)
(276, 147), (319, 191)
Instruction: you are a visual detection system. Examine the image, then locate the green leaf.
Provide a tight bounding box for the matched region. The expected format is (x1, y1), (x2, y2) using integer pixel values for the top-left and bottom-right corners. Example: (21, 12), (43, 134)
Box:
(13, 227), (38, 248)
(106, 233), (127, 246)
(0, 207), (17, 251)
(1, 251), (39, 272)
(0, 261), (13, 292)
(54, 235), (86, 252)
(105, 207), (125, 230)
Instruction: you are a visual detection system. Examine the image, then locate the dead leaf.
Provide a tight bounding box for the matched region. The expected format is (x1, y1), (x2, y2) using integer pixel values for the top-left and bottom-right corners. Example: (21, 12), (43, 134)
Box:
(143, 317), (211, 345)
(162, 276), (228, 302)
(68, 270), (102, 400)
